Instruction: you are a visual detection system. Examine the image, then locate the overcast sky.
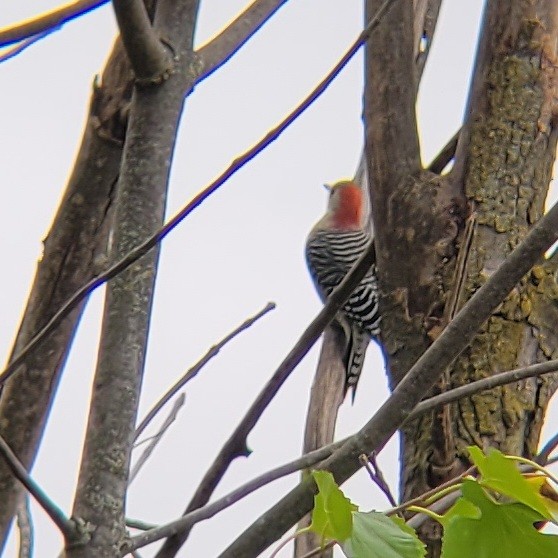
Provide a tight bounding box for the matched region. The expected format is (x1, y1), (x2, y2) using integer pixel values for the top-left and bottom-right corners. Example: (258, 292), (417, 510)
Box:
(1, 1), (556, 557)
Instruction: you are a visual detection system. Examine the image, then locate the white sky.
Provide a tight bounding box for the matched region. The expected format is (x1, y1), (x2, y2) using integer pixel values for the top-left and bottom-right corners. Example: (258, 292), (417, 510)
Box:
(1, 1), (556, 557)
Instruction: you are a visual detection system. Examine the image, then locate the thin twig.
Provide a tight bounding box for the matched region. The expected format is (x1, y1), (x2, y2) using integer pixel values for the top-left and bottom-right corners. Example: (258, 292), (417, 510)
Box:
(16, 495), (33, 558)
(124, 439), (345, 553)
(299, 541), (336, 558)
(359, 453), (397, 507)
(195, 0), (289, 82)
(0, 433), (73, 539)
(134, 302), (275, 441)
(388, 466), (476, 518)
(130, 394), (186, 484)
(427, 129), (460, 174)
(0, 0), (109, 47)
(413, 0), (442, 86)
(536, 432), (558, 465)
(409, 359), (558, 420)
(0, 32), (51, 64)
(0, 2), (390, 389)
(111, 0), (172, 82)
(405, 456), (558, 530)
(126, 518), (158, 531)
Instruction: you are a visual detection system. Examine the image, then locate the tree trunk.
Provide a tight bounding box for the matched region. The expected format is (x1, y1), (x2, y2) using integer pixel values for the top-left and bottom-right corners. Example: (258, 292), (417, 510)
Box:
(365, 1), (558, 555)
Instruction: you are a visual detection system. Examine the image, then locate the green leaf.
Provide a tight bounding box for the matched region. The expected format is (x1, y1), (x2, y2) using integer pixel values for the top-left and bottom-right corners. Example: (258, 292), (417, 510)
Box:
(310, 470), (357, 542)
(440, 479), (558, 558)
(342, 511), (425, 558)
(468, 446), (551, 518)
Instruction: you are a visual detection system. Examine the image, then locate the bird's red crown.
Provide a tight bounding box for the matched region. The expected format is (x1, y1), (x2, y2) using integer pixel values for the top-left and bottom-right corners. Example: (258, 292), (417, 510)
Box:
(331, 181), (363, 229)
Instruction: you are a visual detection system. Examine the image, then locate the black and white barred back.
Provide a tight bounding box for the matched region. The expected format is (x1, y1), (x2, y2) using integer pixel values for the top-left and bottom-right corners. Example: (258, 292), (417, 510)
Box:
(306, 229), (380, 334)
(306, 229), (380, 397)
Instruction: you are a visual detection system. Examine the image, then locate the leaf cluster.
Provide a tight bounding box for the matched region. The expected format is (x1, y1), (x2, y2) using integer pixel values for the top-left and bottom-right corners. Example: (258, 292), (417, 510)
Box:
(286, 447), (558, 558)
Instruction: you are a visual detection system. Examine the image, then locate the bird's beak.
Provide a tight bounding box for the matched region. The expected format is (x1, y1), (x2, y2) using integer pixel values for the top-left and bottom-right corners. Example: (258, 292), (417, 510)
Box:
(323, 183), (332, 192)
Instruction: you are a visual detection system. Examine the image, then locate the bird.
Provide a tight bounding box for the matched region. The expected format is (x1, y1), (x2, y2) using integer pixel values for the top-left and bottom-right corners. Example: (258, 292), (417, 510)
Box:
(305, 179), (380, 401)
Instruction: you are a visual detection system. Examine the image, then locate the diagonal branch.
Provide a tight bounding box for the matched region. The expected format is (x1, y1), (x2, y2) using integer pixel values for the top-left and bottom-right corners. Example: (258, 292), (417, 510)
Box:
(195, 0), (289, 82)
(0, 434), (73, 541)
(0, 0), (109, 47)
(124, 440), (345, 553)
(154, 240), (378, 557)
(413, 0), (442, 86)
(126, 351), (558, 553)
(0, 32), (51, 64)
(134, 302), (275, 441)
(130, 394), (186, 484)
(427, 129), (460, 174)
(217, 198), (558, 557)
(0, 1), (392, 391)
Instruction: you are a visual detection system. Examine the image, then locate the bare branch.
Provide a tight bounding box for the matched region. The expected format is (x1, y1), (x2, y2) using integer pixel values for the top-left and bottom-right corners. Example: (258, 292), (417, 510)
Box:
(154, 238), (377, 557)
(0, 0), (108, 47)
(218, 198), (558, 557)
(126, 347), (558, 552)
(126, 518), (158, 531)
(410, 359), (558, 419)
(196, 0), (289, 81)
(298, 541), (336, 558)
(0, 32), (51, 64)
(134, 302), (275, 441)
(125, 440), (345, 553)
(413, 0), (442, 85)
(0, 40), (126, 548)
(426, 129), (460, 174)
(295, 325), (345, 558)
(68, 0), (201, 554)
(16, 496), (33, 558)
(0, 0), (392, 391)
(0, 434), (73, 540)
(360, 453), (397, 507)
(111, 0), (173, 83)
(130, 394), (186, 484)
(536, 432), (558, 466)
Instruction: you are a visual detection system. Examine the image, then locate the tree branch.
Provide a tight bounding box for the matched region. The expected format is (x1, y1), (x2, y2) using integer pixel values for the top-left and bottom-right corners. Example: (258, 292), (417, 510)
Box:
(195, 0), (289, 82)
(111, 0), (173, 83)
(0, 32), (51, 64)
(68, 0), (202, 555)
(130, 394), (186, 484)
(413, 0), (442, 86)
(127, 350), (558, 552)
(154, 239), (378, 557)
(16, 496), (33, 558)
(0, 0), (392, 390)
(0, 0), (109, 47)
(0, 434), (73, 540)
(536, 431), (558, 466)
(427, 129), (460, 174)
(217, 198), (558, 557)
(410, 359), (558, 419)
(0, 53), (126, 546)
(125, 440), (345, 553)
(295, 324), (345, 558)
(134, 302), (275, 441)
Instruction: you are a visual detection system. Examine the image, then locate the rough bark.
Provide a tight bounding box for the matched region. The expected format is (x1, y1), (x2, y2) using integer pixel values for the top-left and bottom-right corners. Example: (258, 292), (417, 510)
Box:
(0, 40), (133, 552)
(391, 1), (558, 555)
(67, 1), (201, 555)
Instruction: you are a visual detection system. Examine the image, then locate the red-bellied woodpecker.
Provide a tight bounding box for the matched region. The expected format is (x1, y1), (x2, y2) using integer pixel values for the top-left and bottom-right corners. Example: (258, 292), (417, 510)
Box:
(306, 180), (380, 400)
